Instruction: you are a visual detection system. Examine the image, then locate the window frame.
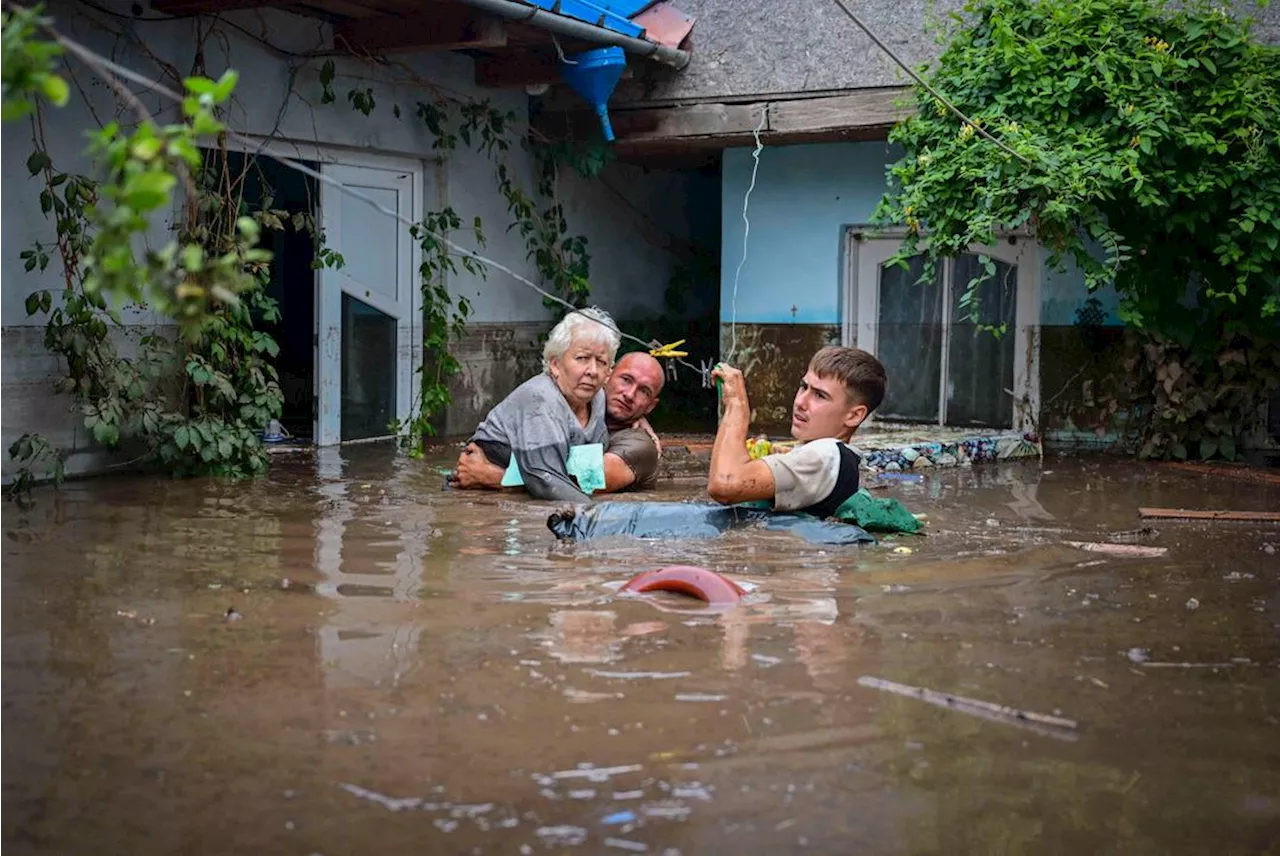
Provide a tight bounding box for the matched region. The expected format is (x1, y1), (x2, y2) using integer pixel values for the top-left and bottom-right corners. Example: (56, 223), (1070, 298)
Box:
(841, 228), (1041, 433)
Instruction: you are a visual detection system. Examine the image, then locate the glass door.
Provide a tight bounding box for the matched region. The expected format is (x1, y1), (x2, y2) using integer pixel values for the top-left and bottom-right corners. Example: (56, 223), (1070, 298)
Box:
(316, 162), (418, 445)
(853, 237), (1032, 429)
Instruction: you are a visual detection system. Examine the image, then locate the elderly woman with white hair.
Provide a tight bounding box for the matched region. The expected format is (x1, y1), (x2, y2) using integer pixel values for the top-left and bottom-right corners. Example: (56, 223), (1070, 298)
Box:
(454, 306), (621, 502)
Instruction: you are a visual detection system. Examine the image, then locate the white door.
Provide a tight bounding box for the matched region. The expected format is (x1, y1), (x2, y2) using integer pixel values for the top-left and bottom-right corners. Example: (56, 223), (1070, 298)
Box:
(316, 161), (421, 446)
(847, 233), (1040, 431)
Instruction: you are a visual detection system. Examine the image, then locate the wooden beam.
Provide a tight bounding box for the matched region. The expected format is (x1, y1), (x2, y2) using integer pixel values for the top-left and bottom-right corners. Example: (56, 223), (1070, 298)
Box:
(768, 89), (912, 134)
(333, 5), (507, 54)
(533, 88), (914, 149)
(151, 0), (291, 13)
(476, 51), (562, 88)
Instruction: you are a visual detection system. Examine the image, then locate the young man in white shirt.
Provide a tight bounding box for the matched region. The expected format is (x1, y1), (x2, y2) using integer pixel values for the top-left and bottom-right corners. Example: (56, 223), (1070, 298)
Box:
(707, 346), (887, 518)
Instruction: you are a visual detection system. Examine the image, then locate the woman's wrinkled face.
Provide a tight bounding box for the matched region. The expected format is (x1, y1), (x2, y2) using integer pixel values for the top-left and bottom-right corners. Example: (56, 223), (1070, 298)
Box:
(550, 338), (612, 408)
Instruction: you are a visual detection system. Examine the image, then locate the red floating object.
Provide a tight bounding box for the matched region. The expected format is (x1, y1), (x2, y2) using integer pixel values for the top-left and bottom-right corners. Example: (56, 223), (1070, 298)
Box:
(619, 565), (745, 604)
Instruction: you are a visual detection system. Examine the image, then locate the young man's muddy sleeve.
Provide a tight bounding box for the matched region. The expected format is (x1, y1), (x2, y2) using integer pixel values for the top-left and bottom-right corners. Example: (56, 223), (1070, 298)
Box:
(607, 426), (660, 490)
(762, 439), (841, 512)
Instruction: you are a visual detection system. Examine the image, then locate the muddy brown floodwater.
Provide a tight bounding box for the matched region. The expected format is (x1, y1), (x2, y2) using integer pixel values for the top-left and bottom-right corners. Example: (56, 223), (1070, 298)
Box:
(3, 448), (1279, 855)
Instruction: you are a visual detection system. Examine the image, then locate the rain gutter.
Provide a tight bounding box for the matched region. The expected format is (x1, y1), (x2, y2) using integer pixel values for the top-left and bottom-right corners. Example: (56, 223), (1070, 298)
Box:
(451, 0), (692, 69)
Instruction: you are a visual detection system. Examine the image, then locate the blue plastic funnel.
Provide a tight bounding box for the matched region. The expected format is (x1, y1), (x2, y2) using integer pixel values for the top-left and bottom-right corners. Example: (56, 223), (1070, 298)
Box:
(560, 46), (627, 142)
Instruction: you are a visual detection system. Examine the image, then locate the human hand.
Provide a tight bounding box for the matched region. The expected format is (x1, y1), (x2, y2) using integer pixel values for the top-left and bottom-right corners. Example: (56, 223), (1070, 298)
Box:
(634, 416), (662, 457)
(453, 442), (504, 489)
(711, 363), (748, 407)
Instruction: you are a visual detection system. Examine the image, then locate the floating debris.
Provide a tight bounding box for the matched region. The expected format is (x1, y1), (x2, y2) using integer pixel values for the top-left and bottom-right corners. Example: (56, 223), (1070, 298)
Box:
(1185, 597), (1201, 611)
(1127, 647), (1151, 664)
(587, 670), (691, 680)
(546, 764), (643, 782)
(674, 693), (727, 703)
(564, 688), (625, 703)
(857, 676), (1079, 739)
(640, 802), (692, 820)
(1064, 541), (1168, 558)
(337, 782), (423, 812)
(536, 825), (588, 846)
(602, 810), (637, 825)
(605, 838), (649, 852)
(671, 785), (713, 801)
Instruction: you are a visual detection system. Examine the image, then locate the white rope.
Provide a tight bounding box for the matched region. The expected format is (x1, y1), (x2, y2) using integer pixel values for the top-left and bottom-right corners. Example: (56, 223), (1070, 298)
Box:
(727, 105), (766, 364)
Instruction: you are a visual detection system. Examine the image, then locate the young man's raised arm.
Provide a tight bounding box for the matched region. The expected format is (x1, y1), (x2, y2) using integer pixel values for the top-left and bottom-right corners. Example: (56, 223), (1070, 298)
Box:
(706, 364), (776, 505)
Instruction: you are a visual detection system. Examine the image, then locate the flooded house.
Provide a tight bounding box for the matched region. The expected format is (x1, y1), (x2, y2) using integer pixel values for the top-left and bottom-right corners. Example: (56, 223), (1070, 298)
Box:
(6, 1), (1278, 482)
(0, 0), (717, 479)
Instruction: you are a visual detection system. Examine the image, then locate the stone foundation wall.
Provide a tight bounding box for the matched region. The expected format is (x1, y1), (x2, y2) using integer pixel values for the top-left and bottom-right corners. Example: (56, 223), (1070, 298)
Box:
(719, 322), (841, 435)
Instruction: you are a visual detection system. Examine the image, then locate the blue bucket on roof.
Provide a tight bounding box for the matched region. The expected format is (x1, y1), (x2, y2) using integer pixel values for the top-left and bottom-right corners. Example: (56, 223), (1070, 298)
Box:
(561, 46), (627, 142)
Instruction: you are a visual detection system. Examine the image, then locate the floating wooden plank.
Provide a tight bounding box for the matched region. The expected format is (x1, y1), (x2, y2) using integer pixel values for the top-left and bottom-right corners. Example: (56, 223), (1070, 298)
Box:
(1138, 507), (1280, 522)
(334, 5), (507, 54)
(1063, 541), (1168, 558)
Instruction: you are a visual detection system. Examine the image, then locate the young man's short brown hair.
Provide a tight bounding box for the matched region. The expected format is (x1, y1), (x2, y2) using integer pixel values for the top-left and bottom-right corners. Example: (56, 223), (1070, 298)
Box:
(808, 346), (887, 412)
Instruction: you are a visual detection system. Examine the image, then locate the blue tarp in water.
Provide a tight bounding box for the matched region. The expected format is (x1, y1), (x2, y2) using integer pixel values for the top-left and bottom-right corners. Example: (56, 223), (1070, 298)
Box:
(547, 501), (875, 546)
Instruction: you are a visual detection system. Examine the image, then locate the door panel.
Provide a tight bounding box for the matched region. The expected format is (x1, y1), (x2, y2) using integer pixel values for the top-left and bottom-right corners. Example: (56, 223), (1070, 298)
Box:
(947, 254), (1017, 427)
(316, 162), (417, 445)
(876, 254), (944, 422)
(852, 235), (1032, 430)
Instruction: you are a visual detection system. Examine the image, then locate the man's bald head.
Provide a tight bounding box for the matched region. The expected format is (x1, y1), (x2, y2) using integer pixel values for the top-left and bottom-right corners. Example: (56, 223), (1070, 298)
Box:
(606, 352), (664, 425)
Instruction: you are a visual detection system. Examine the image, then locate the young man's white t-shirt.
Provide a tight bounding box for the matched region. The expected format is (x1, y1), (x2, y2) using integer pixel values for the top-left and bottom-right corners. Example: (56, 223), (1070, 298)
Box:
(761, 437), (861, 514)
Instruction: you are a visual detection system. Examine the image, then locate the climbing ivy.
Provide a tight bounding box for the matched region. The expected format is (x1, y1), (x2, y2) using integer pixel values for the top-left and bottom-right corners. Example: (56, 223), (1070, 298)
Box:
(3, 7), (607, 491)
(10, 96), (289, 490)
(877, 0), (1280, 459)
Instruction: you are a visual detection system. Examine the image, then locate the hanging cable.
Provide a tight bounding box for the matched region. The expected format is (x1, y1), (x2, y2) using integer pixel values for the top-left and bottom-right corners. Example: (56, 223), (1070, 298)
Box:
(726, 104), (766, 365)
(825, 0), (1034, 167)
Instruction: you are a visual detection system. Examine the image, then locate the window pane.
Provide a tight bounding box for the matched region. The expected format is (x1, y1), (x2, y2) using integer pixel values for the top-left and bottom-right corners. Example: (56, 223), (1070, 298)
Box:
(876, 255), (944, 422)
(947, 254), (1017, 427)
(340, 293), (397, 441)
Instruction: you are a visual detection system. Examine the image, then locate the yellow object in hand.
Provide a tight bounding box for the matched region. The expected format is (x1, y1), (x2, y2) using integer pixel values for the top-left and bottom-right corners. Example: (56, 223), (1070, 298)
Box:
(746, 437), (773, 460)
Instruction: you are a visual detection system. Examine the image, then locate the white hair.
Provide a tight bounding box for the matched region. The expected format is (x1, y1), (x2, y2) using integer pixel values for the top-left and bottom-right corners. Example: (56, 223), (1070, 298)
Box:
(542, 306), (621, 372)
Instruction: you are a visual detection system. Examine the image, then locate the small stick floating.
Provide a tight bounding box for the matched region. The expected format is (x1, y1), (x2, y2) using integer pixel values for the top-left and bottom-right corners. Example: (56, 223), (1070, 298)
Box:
(1138, 507), (1280, 523)
(857, 676), (1079, 733)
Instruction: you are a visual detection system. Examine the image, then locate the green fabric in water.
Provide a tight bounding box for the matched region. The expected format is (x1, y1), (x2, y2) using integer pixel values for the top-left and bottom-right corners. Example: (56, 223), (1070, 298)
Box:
(833, 489), (922, 534)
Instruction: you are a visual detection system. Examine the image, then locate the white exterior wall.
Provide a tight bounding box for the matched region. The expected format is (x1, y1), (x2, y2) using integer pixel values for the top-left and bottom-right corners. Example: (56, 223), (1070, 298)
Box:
(0, 0), (693, 477)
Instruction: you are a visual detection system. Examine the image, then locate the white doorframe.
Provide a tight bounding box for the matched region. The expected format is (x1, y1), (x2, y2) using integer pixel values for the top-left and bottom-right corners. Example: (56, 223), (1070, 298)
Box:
(222, 137), (430, 447)
(316, 158), (423, 446)
(843, 228), (1041, 432)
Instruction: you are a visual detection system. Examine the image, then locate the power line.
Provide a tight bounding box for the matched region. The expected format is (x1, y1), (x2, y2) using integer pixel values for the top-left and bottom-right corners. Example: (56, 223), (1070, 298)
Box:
(826, 0), (1035, 168)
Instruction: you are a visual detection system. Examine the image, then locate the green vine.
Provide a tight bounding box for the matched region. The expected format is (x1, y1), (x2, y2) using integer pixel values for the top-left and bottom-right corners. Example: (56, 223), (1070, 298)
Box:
(876, 0), (1280, 459)
(3, 6), (288, 496)
(3, 9), (613, 494)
